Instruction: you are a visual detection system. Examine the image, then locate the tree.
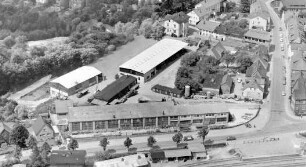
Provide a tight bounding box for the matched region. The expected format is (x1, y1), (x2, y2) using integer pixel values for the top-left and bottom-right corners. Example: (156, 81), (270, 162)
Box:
(94, 150), (111, 161)
(147, 136), (156, 147)
(40, 142), (51, 164)
(280, 6), (287, 15)
(10, 124), (29, 148)
(172, 132), (183, 144)
(3, 36), (16, 48)
(99, 138), (109, 151)
(198, 126), (209, 147)
(11, 145), (22, 160)
(240, 0), (250, 13)
(237, 56), (253, 73)
(226, 2), (236, 12)
(222, 51), (235, 68)
(68, 139), (79, 150)
(26, 135), (37, 149)
(124, 137), (132, 150)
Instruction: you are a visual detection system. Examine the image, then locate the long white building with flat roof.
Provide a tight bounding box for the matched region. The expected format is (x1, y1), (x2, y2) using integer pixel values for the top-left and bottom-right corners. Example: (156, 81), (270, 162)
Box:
(119, 38), (188, 83)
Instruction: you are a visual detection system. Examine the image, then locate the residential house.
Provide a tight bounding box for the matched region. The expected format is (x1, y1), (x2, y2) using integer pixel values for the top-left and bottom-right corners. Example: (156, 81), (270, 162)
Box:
(291, 72), (306, 115)
(245, 59), (267, 87)
(207, 41), (226, 60)
(250, 0), (269, 14)
(291, 50), (306, 73)
(242, 79), (264, 100)
(94, 154), (150, 167)
(188, 143), (207, 160)
(0, 122), (12, 145)
(244, 29), (271, 44)
(188, 9), (209, 26)
(196, 20), (225, 41)
(220, 74), (233, 94)
(285, 13), (303, 44)
(33, 116), (54, 143)
(281, 0), (306, 12)
(202, 73), (224, 95)
(164, 12), (189, 37)
(249, 12), (271, 31)
(195, 0), (223, 13)
(50, 150), (86, 167)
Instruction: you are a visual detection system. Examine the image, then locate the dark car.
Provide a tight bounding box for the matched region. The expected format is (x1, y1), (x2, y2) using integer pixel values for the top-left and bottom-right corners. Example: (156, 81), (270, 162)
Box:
(226, 136), (236, 141)
(183, 135), (194, 141)
(77, 90), (89, 98)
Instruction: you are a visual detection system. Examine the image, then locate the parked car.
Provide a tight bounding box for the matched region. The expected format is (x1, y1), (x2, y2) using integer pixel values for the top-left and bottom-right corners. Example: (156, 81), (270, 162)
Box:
(227, 136), (237, 141)
(282, 91), (286, 96)
(280, 38), (283, 42)
(279, 27), (282, 31)
(77, 90), (89, 98)
(183, 135), (194, 141)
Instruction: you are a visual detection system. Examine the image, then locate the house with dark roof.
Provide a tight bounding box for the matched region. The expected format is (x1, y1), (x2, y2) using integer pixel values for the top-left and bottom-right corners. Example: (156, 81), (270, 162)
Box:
(94, 75), (137, 104)
(202, 73), (224, 95)
(220, 74), (233, 95)
(291, 50), (306, 72)
(208, 42), (226, 60)
(196, 20), (225, 41)
(245, 60), (267, 87)
(164, 12), (189, 37)
(0, 122), (12, 145)
(242, 79), (264, 100)
(32, 116), (54, 143)
(291, 72), (306, 115)
(152, 84), (183, 98)
(50, 150), (86, 167)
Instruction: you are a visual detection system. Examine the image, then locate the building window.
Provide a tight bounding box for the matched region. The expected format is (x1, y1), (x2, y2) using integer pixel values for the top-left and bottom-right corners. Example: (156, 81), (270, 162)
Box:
(216, 117), (227, 122)
(108, 120), (118, 129)
(95, 121), (105, 130)
(174, 24), (176, 28)
(145, 118), (156, 127)
(158, 117), (168, 127)
(71, 122), (80, 132)
(82, 122), (93, 131)
(133, 118), (143, 128)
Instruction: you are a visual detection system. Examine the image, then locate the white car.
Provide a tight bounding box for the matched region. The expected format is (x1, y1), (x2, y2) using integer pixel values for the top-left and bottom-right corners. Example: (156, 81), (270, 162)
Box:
(237, 78), (242, 83)
(280, 38), (283, 42)
(282, 91), (286, 96)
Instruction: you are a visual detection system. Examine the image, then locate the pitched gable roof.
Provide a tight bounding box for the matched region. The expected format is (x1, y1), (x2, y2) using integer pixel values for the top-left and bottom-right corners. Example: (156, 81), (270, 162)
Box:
(246, 60), (267, 78)
(254, 55), (269, 70)
(32, 116), (53, 136)
(165, 12), (189, 24)
(249, 11), (270, 20)
(244, 29), (271, 41)
(196, 20), (221, 32)
(243, 79), (264, 92)
(211, 42), (226, 60)
(0, 122), (12, 134)
(293, 73), (306, 100)
(291, 50), (306, 71)
(221, 74), (233, 87)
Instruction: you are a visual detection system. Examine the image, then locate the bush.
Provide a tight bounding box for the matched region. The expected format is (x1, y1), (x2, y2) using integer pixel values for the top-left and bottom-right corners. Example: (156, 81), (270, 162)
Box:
(0, 158), (20, 167)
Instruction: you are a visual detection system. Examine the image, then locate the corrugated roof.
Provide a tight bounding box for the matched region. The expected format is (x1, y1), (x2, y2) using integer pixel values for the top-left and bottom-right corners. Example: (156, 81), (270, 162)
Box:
(196, 20), (220, 32)
(244, 29), (270, 41)
(94, 75), (137, 102)
(51, 66), (102, 89)
(164, 149), (191, 158)
(68, 102), (230, 122)
(94, 154), (148, 167)
(119, 39), (187, 74)
(50, 150), (86, 165)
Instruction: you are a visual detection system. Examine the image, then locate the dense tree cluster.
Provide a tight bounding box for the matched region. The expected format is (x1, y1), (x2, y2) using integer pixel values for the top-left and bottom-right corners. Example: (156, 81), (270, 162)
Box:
(154, 0), (202, 17)
(175, 51), (220, 91)
(0, 98), (23, 122)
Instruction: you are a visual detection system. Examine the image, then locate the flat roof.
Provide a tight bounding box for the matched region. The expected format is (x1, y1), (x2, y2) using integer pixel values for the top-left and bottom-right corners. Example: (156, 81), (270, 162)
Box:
(119, 38), (187, 74)
(94, 75), (137, 102)
(68, 102), (230, 122)
(51, 66), (102, 89)
(244, 29), (270, 41)
(164, 149), (191, 158)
